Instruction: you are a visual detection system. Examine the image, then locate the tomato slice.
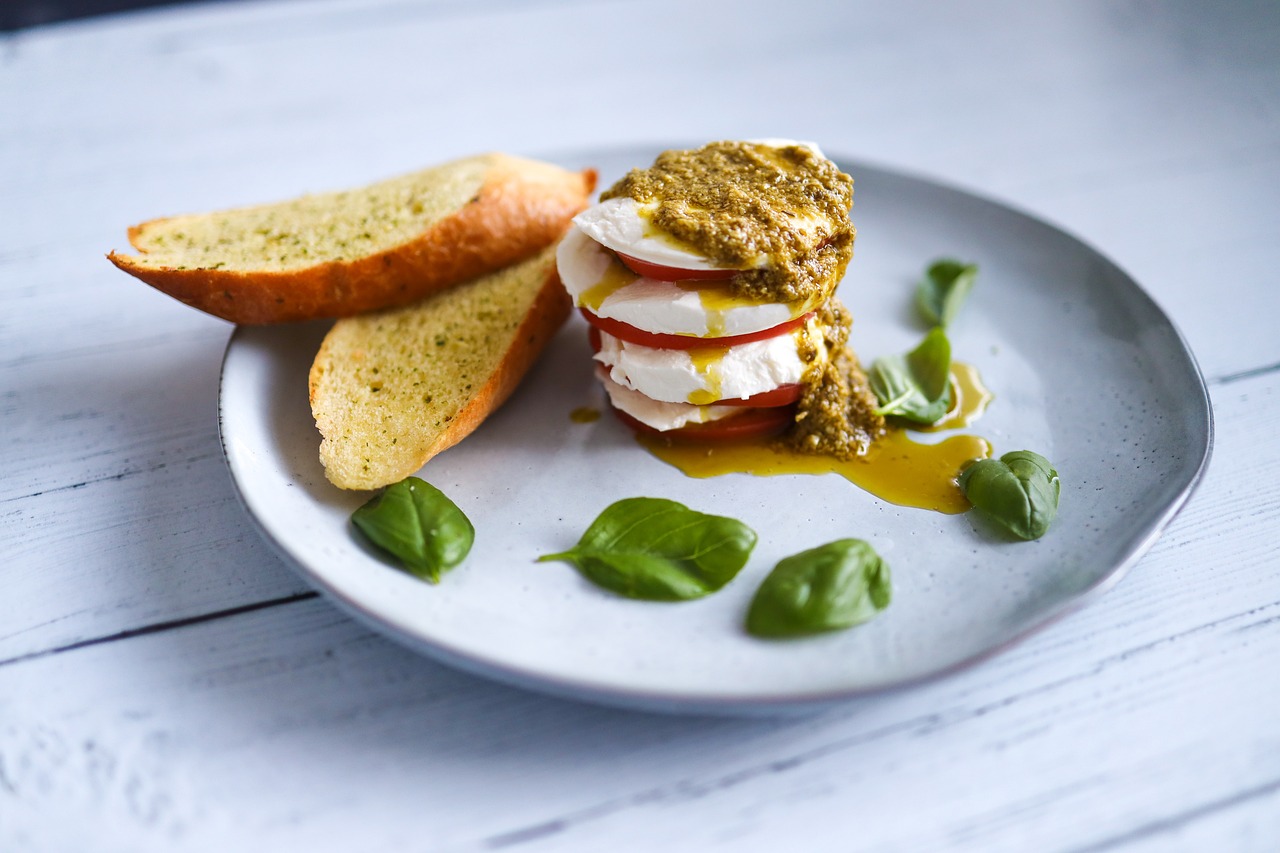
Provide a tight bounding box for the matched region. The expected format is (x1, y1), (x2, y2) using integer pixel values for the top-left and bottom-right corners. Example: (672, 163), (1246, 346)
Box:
(613, 405), (797, 442)
(615, 252), (739, 281)
(581, 308), (812, 350)
(717, 384), (804, 407)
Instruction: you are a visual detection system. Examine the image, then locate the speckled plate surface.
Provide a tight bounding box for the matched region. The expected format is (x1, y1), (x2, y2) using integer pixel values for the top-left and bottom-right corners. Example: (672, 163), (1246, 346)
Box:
(219, 147), (1212, 714)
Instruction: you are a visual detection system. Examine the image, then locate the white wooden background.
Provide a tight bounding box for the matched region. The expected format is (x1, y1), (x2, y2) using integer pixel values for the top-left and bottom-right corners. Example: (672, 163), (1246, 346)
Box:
(3, 0), (1279, 849)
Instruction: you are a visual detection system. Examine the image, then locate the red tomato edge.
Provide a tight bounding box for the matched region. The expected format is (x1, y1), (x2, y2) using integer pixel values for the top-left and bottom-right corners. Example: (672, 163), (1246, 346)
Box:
(580, 308), (812, 350)
(612, 404), (797, 442)
(615, 251), (739, 281)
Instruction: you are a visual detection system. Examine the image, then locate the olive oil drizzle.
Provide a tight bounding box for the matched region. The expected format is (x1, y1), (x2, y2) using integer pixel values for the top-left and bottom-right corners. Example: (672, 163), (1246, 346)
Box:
(925, 361), (993, 431)
(577, 257), (638, 312)
(686, 346), (726, 405)
(687, 282), (734, 337)
(639, 430), (990, 515)
(675, 280), (760, 338)
(675, 280), (817, 339)
(634, 363), (994, 514)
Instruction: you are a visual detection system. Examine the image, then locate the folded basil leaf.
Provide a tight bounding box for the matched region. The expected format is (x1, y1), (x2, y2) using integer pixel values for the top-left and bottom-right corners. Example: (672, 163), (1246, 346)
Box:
(916, 259), (978, 328)
(351, 477), (474, 583)
(538, 497), (757, 601)
(869, 326), (953, 423)
(959, 450), (1061, 540)
(746, 539), (891, 638)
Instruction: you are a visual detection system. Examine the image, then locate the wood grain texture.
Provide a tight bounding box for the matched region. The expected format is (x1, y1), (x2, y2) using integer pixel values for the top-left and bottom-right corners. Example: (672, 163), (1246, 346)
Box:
(2, 0), (1279, 849)
(2, 364), (1277, 849)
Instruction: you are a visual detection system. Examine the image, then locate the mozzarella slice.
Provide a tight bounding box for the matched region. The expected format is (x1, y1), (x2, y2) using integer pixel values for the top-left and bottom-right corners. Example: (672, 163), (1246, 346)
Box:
(597, 369), (741, 430)
(592, 319), (823, 405)
(573, 197), (748, 271)
(556, 225), (812, 337)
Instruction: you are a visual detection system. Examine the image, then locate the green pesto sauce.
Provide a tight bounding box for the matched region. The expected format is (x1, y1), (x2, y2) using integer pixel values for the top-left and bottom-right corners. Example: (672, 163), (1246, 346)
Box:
(778, 298), (886, 459)
(600, 141), (855, 304)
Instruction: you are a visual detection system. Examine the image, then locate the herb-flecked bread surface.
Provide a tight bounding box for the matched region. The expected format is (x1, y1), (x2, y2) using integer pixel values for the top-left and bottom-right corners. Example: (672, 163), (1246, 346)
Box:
(308, 243), (569, 490)
(109, 154), (594, 324)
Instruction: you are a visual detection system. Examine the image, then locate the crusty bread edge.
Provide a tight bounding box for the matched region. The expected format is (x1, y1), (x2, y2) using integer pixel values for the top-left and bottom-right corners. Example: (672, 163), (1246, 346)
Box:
(309, 259), (572, 490)
(108, 155), (596, 324)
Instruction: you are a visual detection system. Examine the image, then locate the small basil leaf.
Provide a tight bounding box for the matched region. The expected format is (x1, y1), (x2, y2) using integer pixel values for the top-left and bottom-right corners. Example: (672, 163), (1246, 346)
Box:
(351, 477), (474, 582)
(915, 259), (978, 328)
(746, 539), (891, 638)
(959, 450), (1061, 540)
(869, 326), (953, 423)
(538, 497), (757, 601)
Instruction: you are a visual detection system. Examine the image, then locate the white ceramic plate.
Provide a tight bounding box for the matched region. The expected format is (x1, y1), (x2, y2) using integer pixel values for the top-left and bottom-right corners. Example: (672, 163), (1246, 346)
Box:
(219, 147), (1212, 714)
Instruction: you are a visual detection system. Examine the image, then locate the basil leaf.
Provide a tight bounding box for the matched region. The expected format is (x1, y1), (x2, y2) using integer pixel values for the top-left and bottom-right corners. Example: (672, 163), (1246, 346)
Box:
(959, 450), (1061, 540)
(915, 259), (978, 328)
(746, 539), (891, 638)
(869, 326), (953, 423)
(538, 497), (757, 601)
(351, 477), (474, 582)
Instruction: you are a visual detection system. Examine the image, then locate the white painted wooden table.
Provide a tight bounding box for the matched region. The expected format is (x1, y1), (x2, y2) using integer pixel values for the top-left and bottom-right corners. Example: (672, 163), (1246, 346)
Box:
(3, 1), (1278, 849)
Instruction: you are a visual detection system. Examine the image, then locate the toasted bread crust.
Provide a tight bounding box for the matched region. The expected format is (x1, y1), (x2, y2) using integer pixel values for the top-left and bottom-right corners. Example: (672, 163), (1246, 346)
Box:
(109, 155), (595, 324)
(308, 248), (570, 490)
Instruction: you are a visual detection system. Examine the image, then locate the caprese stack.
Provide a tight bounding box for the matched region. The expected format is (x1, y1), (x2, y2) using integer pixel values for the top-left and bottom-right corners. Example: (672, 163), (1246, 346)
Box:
(555, 140), (854, 442)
